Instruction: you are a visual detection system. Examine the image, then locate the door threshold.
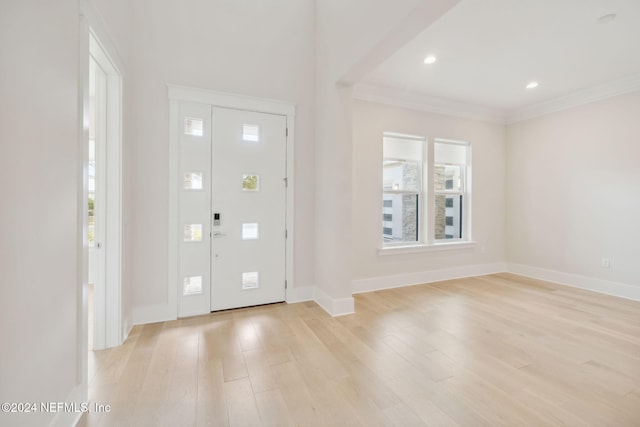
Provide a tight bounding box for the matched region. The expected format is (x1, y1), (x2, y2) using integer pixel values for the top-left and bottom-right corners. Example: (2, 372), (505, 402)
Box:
(210, 301), (286, 314)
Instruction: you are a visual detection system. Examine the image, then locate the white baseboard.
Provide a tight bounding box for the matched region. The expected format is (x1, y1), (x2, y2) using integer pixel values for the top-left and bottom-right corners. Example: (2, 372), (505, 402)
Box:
(49, 383), (86, 427)
(286, 285), (315, 303)
(313, 287), (355, 316)
(352, 262), (508, 294)
(130, 286), (354, 327)
(129, 263), (638, 329)
(507, 263), (640, 301)
(286, 284), (355, 317)
(122, 315), (133, 344)
(132, 304), (176, 325)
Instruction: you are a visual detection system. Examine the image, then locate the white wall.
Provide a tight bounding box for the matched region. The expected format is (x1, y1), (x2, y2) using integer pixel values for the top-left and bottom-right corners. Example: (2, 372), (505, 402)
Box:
(88, 0), (133, 65)
(316, 0), (421, 80)
(128, 0), (317, 319)
(315, 0), (460, 83)
(313, 0), (460, 313)
(506, 91), (640, 295)
(0, 1), (81, 426)
(352, 100), (506, 289)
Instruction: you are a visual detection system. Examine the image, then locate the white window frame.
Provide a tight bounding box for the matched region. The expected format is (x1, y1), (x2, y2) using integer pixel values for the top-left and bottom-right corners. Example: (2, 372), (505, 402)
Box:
(432, 139), (470, 243)
(380, 135), (473, 255)
(382, 133), (426, 247)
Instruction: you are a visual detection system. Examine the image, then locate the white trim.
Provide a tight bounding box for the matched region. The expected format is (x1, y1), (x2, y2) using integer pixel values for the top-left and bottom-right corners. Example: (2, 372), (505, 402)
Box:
(91, 57), (107, 350)
(122, 319), (133, 344)
(286, 286), (315, 304)
(378, 241), (477, 256)
(168, 85), (295, 116)
(355, 73), (640, 125)
(49, 383), (86, 427)
(87, 30), (124, 350)
(104, 68), (123, 348)
(507, 73), (640, 124)
(132, 304), (176, 326)
(314, 287), (355, 317)
(507, 263), (640, 302)
(167, 100), (179, 320)
(167, 87), (296, 319)
(77, 11), (90, 401)
(79, 1), (126, 76)
(285, 117), (295, 305)
(133, 287), (355, 322)
(353, 82), (506, 124)
(76, 3), (127, 415)
(352, 262), (507, 294)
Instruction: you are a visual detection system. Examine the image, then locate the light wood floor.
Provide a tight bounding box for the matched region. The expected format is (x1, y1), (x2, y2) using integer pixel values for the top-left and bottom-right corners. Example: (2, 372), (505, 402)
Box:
(79, 273), (640, 426)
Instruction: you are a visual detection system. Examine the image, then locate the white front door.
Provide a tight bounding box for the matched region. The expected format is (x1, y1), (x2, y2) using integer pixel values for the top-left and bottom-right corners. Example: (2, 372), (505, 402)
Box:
(177, 103), (287, 316)
(211, 107), (287, 310)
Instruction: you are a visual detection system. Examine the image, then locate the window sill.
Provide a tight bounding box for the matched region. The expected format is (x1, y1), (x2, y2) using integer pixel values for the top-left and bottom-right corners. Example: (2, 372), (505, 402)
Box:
(378, 241), (477, 256)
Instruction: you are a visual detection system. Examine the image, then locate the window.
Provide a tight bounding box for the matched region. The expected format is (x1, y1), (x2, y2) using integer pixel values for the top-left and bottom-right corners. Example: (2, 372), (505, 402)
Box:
(183, 172), (204, 190)
(242, 174), (259, 191)
(184, 117), (204, 137)
(183, 224), (203, 242)
(381, 134), (470, 248)
(242, 223), (259, 240)
(242, 272), (259, 290)
(434, 140), (469, 241)
(382, 134), (424, 245)
(183, 276), (203, 296)
(242, 124), (259, 142)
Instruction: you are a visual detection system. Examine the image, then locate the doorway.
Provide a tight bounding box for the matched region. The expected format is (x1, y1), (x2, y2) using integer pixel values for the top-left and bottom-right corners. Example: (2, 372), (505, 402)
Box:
(168, 88), (295, 318)
(87, 31), (123, 350)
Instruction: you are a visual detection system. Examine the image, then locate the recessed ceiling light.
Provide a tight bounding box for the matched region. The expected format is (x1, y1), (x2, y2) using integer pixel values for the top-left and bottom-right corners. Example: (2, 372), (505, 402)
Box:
(598, 13), (616, 24)
(423, 55), (437, 65)
(526, 81), (539, 89)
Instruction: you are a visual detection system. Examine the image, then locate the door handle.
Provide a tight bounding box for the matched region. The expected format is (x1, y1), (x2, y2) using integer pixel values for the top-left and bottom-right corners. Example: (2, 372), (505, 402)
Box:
(212, 232), (227, 238)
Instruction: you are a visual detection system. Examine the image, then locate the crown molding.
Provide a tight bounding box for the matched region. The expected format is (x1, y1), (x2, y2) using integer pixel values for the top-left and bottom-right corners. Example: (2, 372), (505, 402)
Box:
(352, 82), (507, 124)
(354, 72), (640, 125)
(506, 72), (640, 124)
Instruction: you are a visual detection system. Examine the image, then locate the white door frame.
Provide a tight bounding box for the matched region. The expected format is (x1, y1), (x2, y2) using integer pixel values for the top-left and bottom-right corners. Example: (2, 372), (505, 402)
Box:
(168, 86), (295, 318)
(79, 0), (124, 357)
(89, 53), (108, 348)
(89, 32), (123, 349)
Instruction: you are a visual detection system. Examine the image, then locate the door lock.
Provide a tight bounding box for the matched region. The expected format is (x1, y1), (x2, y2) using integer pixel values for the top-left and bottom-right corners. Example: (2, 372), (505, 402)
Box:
(213, 212), (221, 226)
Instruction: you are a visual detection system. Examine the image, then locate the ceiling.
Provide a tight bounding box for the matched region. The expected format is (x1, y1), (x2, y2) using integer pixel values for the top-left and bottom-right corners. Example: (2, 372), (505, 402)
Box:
(359, 0), (640, 121)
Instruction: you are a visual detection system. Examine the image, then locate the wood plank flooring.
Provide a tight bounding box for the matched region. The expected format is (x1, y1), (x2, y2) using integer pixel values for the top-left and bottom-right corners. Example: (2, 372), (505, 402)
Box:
(78, 273), (640, 426)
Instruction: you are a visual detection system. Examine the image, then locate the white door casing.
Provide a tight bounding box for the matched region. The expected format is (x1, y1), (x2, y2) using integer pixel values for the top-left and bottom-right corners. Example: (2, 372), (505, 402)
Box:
(88, 29), (123, 350)
(169, 86), (295, 318)
(90, 55), (107, 349)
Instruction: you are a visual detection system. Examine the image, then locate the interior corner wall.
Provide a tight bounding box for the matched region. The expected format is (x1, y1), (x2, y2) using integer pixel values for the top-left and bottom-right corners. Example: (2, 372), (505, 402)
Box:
(313, 82), (355, 309)
(128, 0), (316, 321)
(313, 0), (458, 311)
(351, 100), (507, 290)
(506, 91), (640, 296)
(0, 1), (81, 426)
